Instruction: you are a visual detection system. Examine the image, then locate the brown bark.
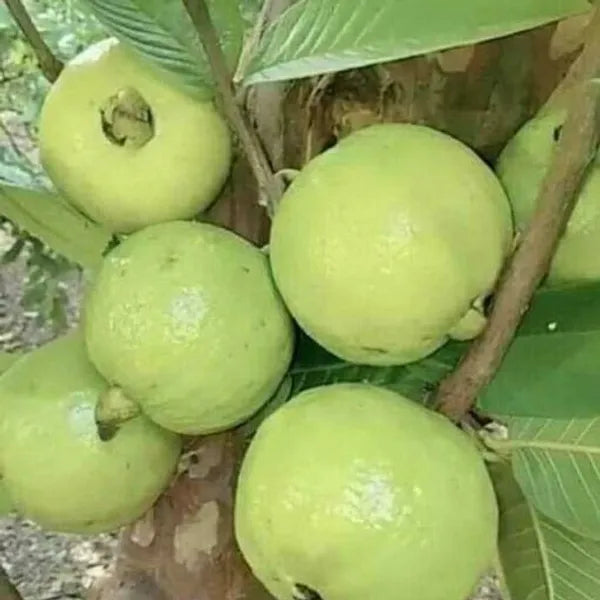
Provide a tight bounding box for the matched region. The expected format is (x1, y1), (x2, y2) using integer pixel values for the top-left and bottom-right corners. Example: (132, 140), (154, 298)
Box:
(89, 433), (268, 600)
(92, 14), (590, 600)
(283, 17), (585, 166)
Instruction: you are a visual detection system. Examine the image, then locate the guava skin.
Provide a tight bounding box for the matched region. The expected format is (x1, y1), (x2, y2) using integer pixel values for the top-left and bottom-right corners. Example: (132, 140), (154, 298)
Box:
(235, 383), (498, 600)
(38, 38), (232, 233)
(0, 332), (181, 534)
(496, 109), (600, 284)
(269, 123), (513, 366)
(84, 220), (294, 435)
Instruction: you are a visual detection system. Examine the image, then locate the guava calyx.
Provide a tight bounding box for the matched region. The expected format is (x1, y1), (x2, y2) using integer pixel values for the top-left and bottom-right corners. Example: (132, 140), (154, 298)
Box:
(95, 386), (141, 441)
(100, 86), (154, 148)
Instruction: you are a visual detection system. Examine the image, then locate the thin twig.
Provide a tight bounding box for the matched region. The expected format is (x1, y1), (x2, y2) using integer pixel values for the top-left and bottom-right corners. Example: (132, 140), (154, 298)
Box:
(436, 6), (600, 421)
(0, 565), (23, 600)
(182, 0), (282, 215)
(4, 0), (63, 83)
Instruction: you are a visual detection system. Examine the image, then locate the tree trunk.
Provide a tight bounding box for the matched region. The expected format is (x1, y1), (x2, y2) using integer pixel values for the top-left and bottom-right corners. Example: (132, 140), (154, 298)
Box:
(91, 15), (588, 600)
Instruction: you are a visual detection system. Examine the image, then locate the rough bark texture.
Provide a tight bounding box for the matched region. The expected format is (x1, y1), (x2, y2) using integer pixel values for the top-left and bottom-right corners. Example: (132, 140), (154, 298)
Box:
(89, 433), (269, 600)
(283, 17), (588, 167)
(92, 15), (589, 600)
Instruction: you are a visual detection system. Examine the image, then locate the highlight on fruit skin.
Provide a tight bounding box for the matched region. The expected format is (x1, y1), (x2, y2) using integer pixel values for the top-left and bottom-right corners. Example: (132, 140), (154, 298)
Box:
(0, 331), (181, 534)
(269, 123), (513, 367)
(84, 220), (294, 435)
(496, 108), (600, 285)
(235, 383), (499, 600)
(38, 37), (232, 233)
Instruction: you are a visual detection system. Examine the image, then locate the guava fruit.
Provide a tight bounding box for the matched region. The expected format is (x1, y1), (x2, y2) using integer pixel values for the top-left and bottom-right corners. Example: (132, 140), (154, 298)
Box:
(269, 123), (513, 366)
(38, 37), (231, 233)
(496, 109), (600, 284)
(84, 220), (294, 435)
(235, 383), (498, 600)
(0, 331), (181, 534)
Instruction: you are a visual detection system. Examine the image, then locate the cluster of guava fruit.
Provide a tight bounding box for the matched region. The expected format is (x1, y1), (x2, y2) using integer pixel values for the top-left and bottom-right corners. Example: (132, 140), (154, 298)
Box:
(1, 36), (592, 600)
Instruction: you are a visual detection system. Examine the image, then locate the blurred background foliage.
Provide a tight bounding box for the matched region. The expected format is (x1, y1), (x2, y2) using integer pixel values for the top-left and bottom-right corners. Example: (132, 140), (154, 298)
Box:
(0, 1), (105, 337)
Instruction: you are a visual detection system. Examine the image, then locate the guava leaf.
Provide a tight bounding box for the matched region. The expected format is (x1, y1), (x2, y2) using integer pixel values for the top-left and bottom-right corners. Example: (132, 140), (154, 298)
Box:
(238, 0), (264, 26)
(491, 461), (600, 600)
(81, 0), (247, 98)
(243, 0), (590, 85)
(491, 416), (600, 541)
(479, 281), (600, 419)
(289, 330), (465, 405)
(0, 184), (112, 270)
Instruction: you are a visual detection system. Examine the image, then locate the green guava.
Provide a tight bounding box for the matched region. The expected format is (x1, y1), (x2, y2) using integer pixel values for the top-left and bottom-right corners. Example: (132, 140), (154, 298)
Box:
(269, 123), (513, 366)
(38, 38), (231, 233)
(84, 220), (294, 435)
(496, 109), (600, 284)
(235, 383), (498, 600)
(0, 331), (181, 534)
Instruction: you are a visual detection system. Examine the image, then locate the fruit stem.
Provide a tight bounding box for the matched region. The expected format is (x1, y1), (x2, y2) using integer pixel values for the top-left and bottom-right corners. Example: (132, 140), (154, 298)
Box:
(95, 387), (141, 441)
(100, 87), (154, 149)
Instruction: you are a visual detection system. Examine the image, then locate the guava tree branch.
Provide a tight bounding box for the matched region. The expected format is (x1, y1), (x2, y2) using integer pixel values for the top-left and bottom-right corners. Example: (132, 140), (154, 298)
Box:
(436, 5), (600, 421)
(182, 0), (283, 215)
(0, 565), (23, 600)
(4, 0), (63, 83)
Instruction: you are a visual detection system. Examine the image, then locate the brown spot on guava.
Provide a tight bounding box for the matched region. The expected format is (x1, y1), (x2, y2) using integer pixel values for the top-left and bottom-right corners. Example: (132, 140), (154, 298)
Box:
(293, 583), (323, 600)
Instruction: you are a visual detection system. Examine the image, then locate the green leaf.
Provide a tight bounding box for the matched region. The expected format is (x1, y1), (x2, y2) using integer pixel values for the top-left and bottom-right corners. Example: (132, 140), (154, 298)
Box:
(82, 0), (246, 98)
(289, 331), (465, 404)
(479, 281), (600, 419)
(489, 416), (600, 541)
(244, 0), (590, 85)
(239, 0), (264, 26)
(0, 184), (112, 270)
(491, 461), (600, 600)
